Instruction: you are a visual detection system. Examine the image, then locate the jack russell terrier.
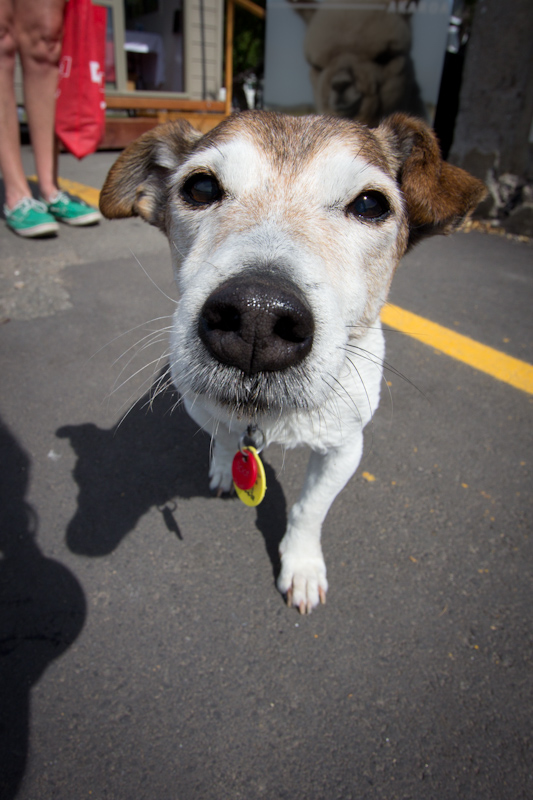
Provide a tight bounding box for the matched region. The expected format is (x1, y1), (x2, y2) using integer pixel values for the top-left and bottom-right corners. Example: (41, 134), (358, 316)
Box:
(100, 111), (486, 613)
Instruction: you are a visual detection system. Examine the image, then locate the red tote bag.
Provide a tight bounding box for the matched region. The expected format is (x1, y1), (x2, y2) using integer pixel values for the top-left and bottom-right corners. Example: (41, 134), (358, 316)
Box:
(55, 0), (107, 159)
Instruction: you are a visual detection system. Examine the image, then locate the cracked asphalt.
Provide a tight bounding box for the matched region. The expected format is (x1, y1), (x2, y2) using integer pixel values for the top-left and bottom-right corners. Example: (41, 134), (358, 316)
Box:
(1, 146), (532, 800)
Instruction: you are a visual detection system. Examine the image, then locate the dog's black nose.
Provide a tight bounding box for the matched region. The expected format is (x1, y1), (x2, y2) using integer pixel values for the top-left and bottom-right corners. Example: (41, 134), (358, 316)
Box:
(199, 275), (314, 375)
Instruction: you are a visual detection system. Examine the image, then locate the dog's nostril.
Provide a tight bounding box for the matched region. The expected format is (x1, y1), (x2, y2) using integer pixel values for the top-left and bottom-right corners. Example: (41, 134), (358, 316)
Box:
(203, 304), (240, 333)
(273, 315), (308, 344)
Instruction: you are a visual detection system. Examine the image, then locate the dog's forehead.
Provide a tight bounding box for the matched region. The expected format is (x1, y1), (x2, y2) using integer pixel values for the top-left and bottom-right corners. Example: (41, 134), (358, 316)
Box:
(186, 114), (394, 196)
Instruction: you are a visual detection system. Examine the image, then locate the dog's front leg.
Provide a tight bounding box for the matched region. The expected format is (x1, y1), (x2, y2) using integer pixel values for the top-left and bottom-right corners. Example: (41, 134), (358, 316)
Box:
(182, 399), (238, 495)
(208, 428), (239, 496)
(278, 435), (364, 613)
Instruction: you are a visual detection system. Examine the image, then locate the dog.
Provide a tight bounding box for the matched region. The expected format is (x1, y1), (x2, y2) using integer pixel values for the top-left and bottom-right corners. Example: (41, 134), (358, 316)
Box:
(99, 111), (486, 613)
(289, 0), (426, 124)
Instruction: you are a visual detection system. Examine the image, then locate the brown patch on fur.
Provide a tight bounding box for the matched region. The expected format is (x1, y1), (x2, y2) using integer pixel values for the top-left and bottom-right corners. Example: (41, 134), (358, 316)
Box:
(376, 114), (487, 247)
(196, 111), (392, 177)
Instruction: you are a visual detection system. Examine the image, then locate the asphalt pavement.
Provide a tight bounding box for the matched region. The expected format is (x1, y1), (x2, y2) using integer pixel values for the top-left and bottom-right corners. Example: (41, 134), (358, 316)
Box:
(1, 146), (532, 800)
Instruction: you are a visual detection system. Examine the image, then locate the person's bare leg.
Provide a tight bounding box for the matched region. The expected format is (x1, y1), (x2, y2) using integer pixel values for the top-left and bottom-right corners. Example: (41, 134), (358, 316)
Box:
(0, 0), (32, 209)
(15, 0), (65, 202)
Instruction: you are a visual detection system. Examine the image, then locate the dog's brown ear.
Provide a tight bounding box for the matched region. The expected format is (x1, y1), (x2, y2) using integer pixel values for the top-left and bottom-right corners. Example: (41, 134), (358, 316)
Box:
(99, 120), (202, 230)
(376, 113), (487, 247)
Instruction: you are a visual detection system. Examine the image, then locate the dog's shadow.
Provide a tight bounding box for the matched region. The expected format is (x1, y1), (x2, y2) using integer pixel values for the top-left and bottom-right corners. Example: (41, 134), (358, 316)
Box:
(57, 379), (285, 577)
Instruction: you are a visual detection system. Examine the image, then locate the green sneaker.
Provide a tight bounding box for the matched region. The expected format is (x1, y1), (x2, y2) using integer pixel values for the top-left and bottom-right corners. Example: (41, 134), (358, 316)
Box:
(4, 197), (59, 238)
(47, 190), (102, 226)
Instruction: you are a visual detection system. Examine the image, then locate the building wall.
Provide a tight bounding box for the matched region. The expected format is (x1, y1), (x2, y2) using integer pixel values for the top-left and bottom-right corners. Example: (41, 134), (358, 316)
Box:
(185, 0), (224, 100)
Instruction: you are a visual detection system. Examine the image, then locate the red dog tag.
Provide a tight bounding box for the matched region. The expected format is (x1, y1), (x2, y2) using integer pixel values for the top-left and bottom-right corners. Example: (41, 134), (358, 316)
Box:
(232, 449), (258, 491)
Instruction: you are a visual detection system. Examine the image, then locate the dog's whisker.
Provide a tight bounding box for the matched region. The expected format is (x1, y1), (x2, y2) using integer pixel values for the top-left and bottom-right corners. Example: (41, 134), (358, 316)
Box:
(167, 393), (186, 416)
(346, 323), (413, 335)
(98, 316), (174, 411)
(110, 372), (170, 421)
(343, 349), (396, 420)
(311, 403), (330, 441)
(171, 240), (223, 277)
(277, 443), (288, 475)
(343, 355), (376, 446)
(112, 329), (173, 373)
(128, 249), (178, 304)
(208, 432), (216, 467)
(190, 410), (223, 442)
(110, 338), (171, 400)
(90, 315), (175, 362)
(147, 364), (175, 406)
(323, 374), (363, 426)
(343, 343), (427, 399)
(343, 342), (402, 379)
(109, 352), (174, 400)
(114, 379), (180, 433)
(113, 393), (154, 432)
(378, 368), (395, 424)
(171, 239), (188, 261)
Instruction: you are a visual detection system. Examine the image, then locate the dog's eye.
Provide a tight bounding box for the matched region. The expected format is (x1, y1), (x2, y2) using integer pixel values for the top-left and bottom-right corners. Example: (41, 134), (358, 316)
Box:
(181, 173), (222, 206)
(348, 191), (390, 221)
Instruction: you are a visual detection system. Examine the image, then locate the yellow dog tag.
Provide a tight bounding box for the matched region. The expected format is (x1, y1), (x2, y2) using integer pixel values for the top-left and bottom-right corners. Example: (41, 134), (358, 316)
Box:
(232, 446), (266, 507)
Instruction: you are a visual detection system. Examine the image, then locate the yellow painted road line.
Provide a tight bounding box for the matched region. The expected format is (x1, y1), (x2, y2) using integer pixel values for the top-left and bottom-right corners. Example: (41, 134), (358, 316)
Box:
(28, 175), (101, 208)
(381, 303), (533, 395)
(57, 177), (101, 208)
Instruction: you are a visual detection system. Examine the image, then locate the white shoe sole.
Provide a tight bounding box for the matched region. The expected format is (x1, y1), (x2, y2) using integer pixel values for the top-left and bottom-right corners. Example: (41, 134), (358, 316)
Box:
(56, 211), (102, 226)
(8, 221), (59, 237)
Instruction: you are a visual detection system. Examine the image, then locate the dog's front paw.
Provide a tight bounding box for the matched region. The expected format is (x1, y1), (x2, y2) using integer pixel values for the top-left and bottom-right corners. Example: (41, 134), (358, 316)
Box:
(209, 455), (234, 496)
(277, 541), (328, 614)
(208, 444), (234, 496)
